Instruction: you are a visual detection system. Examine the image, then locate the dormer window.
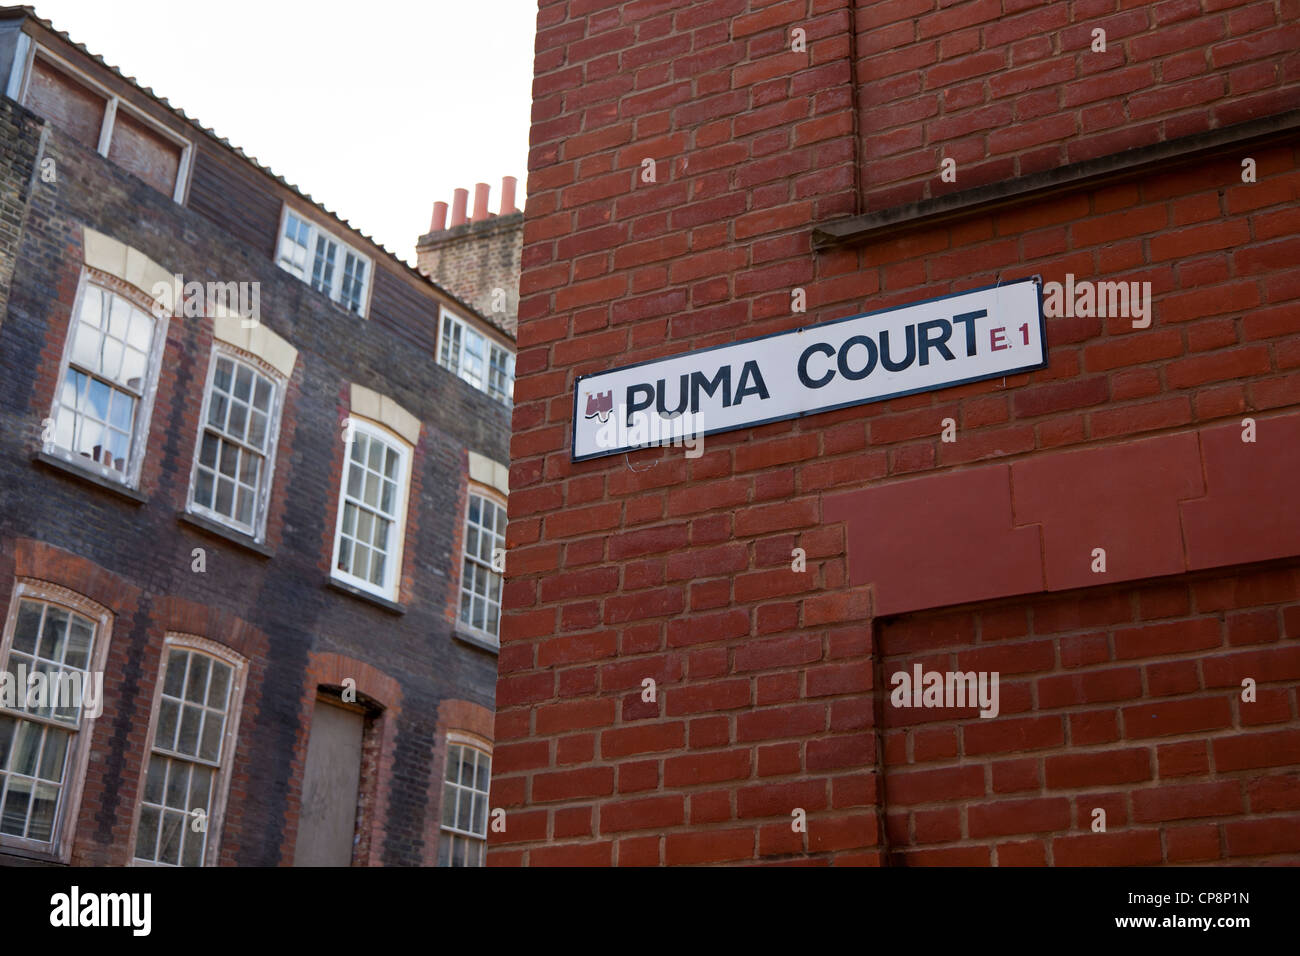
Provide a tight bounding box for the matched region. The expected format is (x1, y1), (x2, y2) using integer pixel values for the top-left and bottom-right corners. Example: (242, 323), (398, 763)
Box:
(438, 308), (514, 405)
(276, 209), (371, 317)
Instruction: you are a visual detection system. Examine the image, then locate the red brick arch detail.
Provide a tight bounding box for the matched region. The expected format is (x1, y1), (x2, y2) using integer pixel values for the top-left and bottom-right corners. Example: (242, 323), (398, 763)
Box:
(11, 538), (142, 609)
(154, 595), (268, 662)
(425, 697), (495, 866)
(438, 698), (494, 742)
(285, 650), (403, 867)
(307, 651), (402, 707)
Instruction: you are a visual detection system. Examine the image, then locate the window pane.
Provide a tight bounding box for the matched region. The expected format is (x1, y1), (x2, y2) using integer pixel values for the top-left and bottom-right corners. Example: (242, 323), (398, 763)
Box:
(311, 236), (337, 292)
(165, 760), (190, 809)
(1, 779), (32, 835)
(63, 617), (93, 671)
(185, 655), (210, 704)
(253, 377), (273, 413)
(190, 764), (213, 812)
(71, 321), (101, 371)
(227, 401), (247, 440)
(233, 365), (253, 402)
(100, 337), (124, 381)
(37, 728), (68, 782)
(235, 487), (254, 527)
(457, 788), (472, 831)
(193, 468), (214, 509)
(135, 805), (160, 860)
(248, 410), (267, 449)
(126, 310), (153, 353)
(0, 715), (14, 767)
(473, 793), (487, 836)
(109, 389), (134, 432)
(120, 347), (146, 389)
(156, 698), (179, 751)
(144, 755), (166, 803)
(158, 811), (183, 865)
(12, 602), (42, 654)
(215, 478), (235, 516)
(239, 450), (260, 485)
(27, 782), (59, 841)
(176, 705), (201, 756)
(207, 664), (231, 709)
(38, 606), (69, 662)
(218, 443), (239, 479)
(163, 650), (188, 697)
(181, 823), (204, 867)
(199, 713), (223, 762)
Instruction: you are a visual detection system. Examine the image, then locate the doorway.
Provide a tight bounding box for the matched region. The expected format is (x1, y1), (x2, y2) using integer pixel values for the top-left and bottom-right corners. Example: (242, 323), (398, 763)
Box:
(293, 693), (365, 866)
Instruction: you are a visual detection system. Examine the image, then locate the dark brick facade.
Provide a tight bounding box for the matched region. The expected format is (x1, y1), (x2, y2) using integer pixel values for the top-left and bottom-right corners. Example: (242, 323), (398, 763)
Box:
(0, 28), (510, 864)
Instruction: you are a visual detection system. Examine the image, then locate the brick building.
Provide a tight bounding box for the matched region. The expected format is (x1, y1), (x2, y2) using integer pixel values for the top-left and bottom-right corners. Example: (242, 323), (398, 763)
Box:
(494, 0), (1300, 865)
(418, 178), (526, 337)
(0, 7), (513, 866)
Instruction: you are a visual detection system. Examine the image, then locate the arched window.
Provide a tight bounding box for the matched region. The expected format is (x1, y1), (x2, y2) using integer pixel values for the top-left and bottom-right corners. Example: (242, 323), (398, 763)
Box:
(458, 488), (507, 646)
(131, 635), (246, 866)
(438, 734), (491, 867)
(0, 581), (112, 860)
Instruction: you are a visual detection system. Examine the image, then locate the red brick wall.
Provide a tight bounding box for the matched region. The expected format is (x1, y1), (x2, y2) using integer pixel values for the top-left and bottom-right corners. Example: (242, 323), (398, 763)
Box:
(881, 560), (1300, 865)
(858, 0), (1300, 208)
(494, 0), (1300, 865)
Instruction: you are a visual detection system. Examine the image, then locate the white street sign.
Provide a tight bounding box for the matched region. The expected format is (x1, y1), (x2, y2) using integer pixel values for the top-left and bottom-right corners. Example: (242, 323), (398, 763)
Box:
(571, 277), (1046, 461)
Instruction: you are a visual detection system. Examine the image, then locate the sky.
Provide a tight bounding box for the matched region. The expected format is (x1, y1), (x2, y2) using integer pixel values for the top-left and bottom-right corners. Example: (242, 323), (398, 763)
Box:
(32, 0), (537, 265)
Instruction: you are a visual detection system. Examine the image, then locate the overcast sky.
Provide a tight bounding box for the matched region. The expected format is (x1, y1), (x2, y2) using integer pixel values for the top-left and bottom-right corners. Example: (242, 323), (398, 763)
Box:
(33, 0), (536, 265)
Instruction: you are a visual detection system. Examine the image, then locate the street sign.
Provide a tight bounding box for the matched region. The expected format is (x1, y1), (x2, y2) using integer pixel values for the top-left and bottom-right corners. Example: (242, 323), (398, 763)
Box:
(571, 277), (1046, 461)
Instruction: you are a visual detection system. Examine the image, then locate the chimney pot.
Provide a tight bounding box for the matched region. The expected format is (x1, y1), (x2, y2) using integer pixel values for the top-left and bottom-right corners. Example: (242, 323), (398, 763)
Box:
(430, 201), (448, 232)
(500, 175), (518, 215)
(472, 182), (490, 222)
(450, 188), (469, 227)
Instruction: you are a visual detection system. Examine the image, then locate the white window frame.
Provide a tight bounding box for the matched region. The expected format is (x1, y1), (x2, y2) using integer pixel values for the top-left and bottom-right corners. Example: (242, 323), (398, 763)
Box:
(275, 206), (373, 318)
(457, 487), (507, 647)
(20, 45), (194, 203)
(46, 271), (170, 490)
(185, 345), (286, 543)
(128, 634), (246, 868)
(329, 417), (412, 602)
(0, 580), (113, 863)
(438, 733), (491, 868)
(438, 308), (513, 405)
